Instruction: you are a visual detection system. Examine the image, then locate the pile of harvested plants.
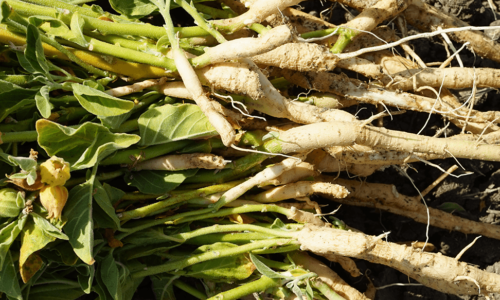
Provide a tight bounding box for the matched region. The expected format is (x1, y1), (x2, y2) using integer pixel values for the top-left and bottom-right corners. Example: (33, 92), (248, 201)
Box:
(1, 0), (500, 299)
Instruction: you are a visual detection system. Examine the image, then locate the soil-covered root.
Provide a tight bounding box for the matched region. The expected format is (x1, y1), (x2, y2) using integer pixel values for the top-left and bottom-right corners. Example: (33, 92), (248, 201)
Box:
(245, 181), (349, 203)
(193, 25), (293, 67)
(389, 67), (500, 91)
(290, 251), (370, 300)
(317, 176), (500, 240)
(281, 69), (500, 123)
(251, 43), (340, 72)
(295, 224), (500, 295)
(197, 61), (358, 124)
(173, 49), (236, 146)
(260, 161), (318, 186)
(287, 206), (326, 226)
(133, 153), (227, 171)
(275, 121), (500, 162)
(336, 57), (386, 81)
(106, 77), (168, 97)
(212, 0), (304, 32)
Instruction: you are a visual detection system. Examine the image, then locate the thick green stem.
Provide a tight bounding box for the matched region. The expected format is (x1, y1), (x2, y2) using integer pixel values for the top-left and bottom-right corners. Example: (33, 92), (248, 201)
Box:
(65, 170), (124, 187)
(131, 238), (296, 278)
(171, 223), (295, 241)
(173, 280), (207, 300)
(312, 281), (347, 300)
(0, 119), (31, 132)
(194, 3), (235, 19)
(100, 140), (191, 166)
(0, 130), (37, 144)
(8, 0), (209, 40)
(175, 0), (226, 44)
(119, 179), (246, 221)
(330, 28), (358, 54)
(301, 27), (338, 39)
(207, 276), (282, 300)
(169, 204), (294, 225)
(184, 232), (275, 245)
(184, 153), (268, 184)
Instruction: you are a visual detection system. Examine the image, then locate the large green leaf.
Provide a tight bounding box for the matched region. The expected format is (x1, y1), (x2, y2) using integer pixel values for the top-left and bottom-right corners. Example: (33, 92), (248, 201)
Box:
(63, 176), (95, 265)
(184, 242), (255, 282)
(72, 84), (135, 117)
(36, 119), (140, 170)
(25, 24), (51, 75)
(138, 104), (217, 146)
(93, 180), (121, 229)
(0, 251), (22, 300)
(125, 169), (198, 194)
(109, 0), (158, 19)
(0, 80), (37, 122)
(0, 215), (27, 269)
(31, 212), (69, 241)
(35, 85), (52, 119)
(19, 217), (56, 277)
(101, 253), (122, 300)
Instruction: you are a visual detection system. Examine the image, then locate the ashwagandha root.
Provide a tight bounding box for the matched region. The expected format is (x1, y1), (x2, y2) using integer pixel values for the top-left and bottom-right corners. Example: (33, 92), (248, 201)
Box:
(197, 61), (358, 124)
(251, 42), (340, 72)
(106, 77), (168, 97)
(274, 121), (500, 162)
(260, 161), (319, 186)
(212, 0), (304, 32)
(287, 206), (326, 226)
(173, 49), (236, 146)
(245, 181), (349, 203)
(192, 25), (294, 68)
(295, 224), (500, 295)
(389, 67), (500, 91)
(317, 176), (500, 240)
(281, 69), (500, 123)
(290, 251), (370, 300)
(133, 153), (227, 171)
(319, 253), (363, 279)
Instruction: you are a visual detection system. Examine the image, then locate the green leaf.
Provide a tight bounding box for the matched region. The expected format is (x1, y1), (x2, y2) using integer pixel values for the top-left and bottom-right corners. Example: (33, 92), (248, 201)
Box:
(126, 169), (198, 194)
(0, 189), (23, 218)
(20, 217), (56, 274)
(25, 24), (51, 75)
(185, 243), (255, 282)
(0, 1), (11, 24)
(0, 215), (27, 269)
(35, 85), (52, 119)
(76, 263), (95, 294)
(31, 212), (69, 241)
(7, 155), (38, 185)
(138, 104), (217, 146)
(72, 83), (135, 117)
(29, 15), (74, 41)
(101, 253), (122, 300)
(36, 119), (140, 170)
(151, 275), (177, 300)
(0, 251), (22, 300)
(99, 111), (134, 129)
(249, 252), (288, 279)
(63, 177), (95, 265)
(437, 202), (466, 213)
(93, 180), (120, 229)
(69, 12), (89, 47)
(28, 284), (85, 300)
(0, 80), (36, 122)
(109, 0), (158, 19)
(306, 280), (314, 300)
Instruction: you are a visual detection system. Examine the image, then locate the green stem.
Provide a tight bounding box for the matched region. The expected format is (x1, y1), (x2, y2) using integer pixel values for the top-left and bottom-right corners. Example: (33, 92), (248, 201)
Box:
(175, 0), (226, 44)
(330, 28), (358, 54)
(0, 119), (31, 132)
(20, 0), (101, 18)
(0, 130), (37, 143)
(8, 0), (209, 40)
(249, 23), (270, 34)
(183, 153), (268, 184)
(100, 140), (192, 166)
(312, 280), (347, 300)
(194, 3), (235, 19)
(173, 280), (207, 300)
(131, 238), (297, 278)
(114, 119), (139, 133)
(56, 107), (89, 123)
(171, 223), (294, 241)
(207, 276), (282, 300)
(5, 17), (109, 77)
(65, 170), (124, 187)
(300, 27), (338, 39)
(253, 255), (293, 271)
(169, 204), (294, 225)
(184, 232), (275, 245)
(119, 179), (246, 221)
